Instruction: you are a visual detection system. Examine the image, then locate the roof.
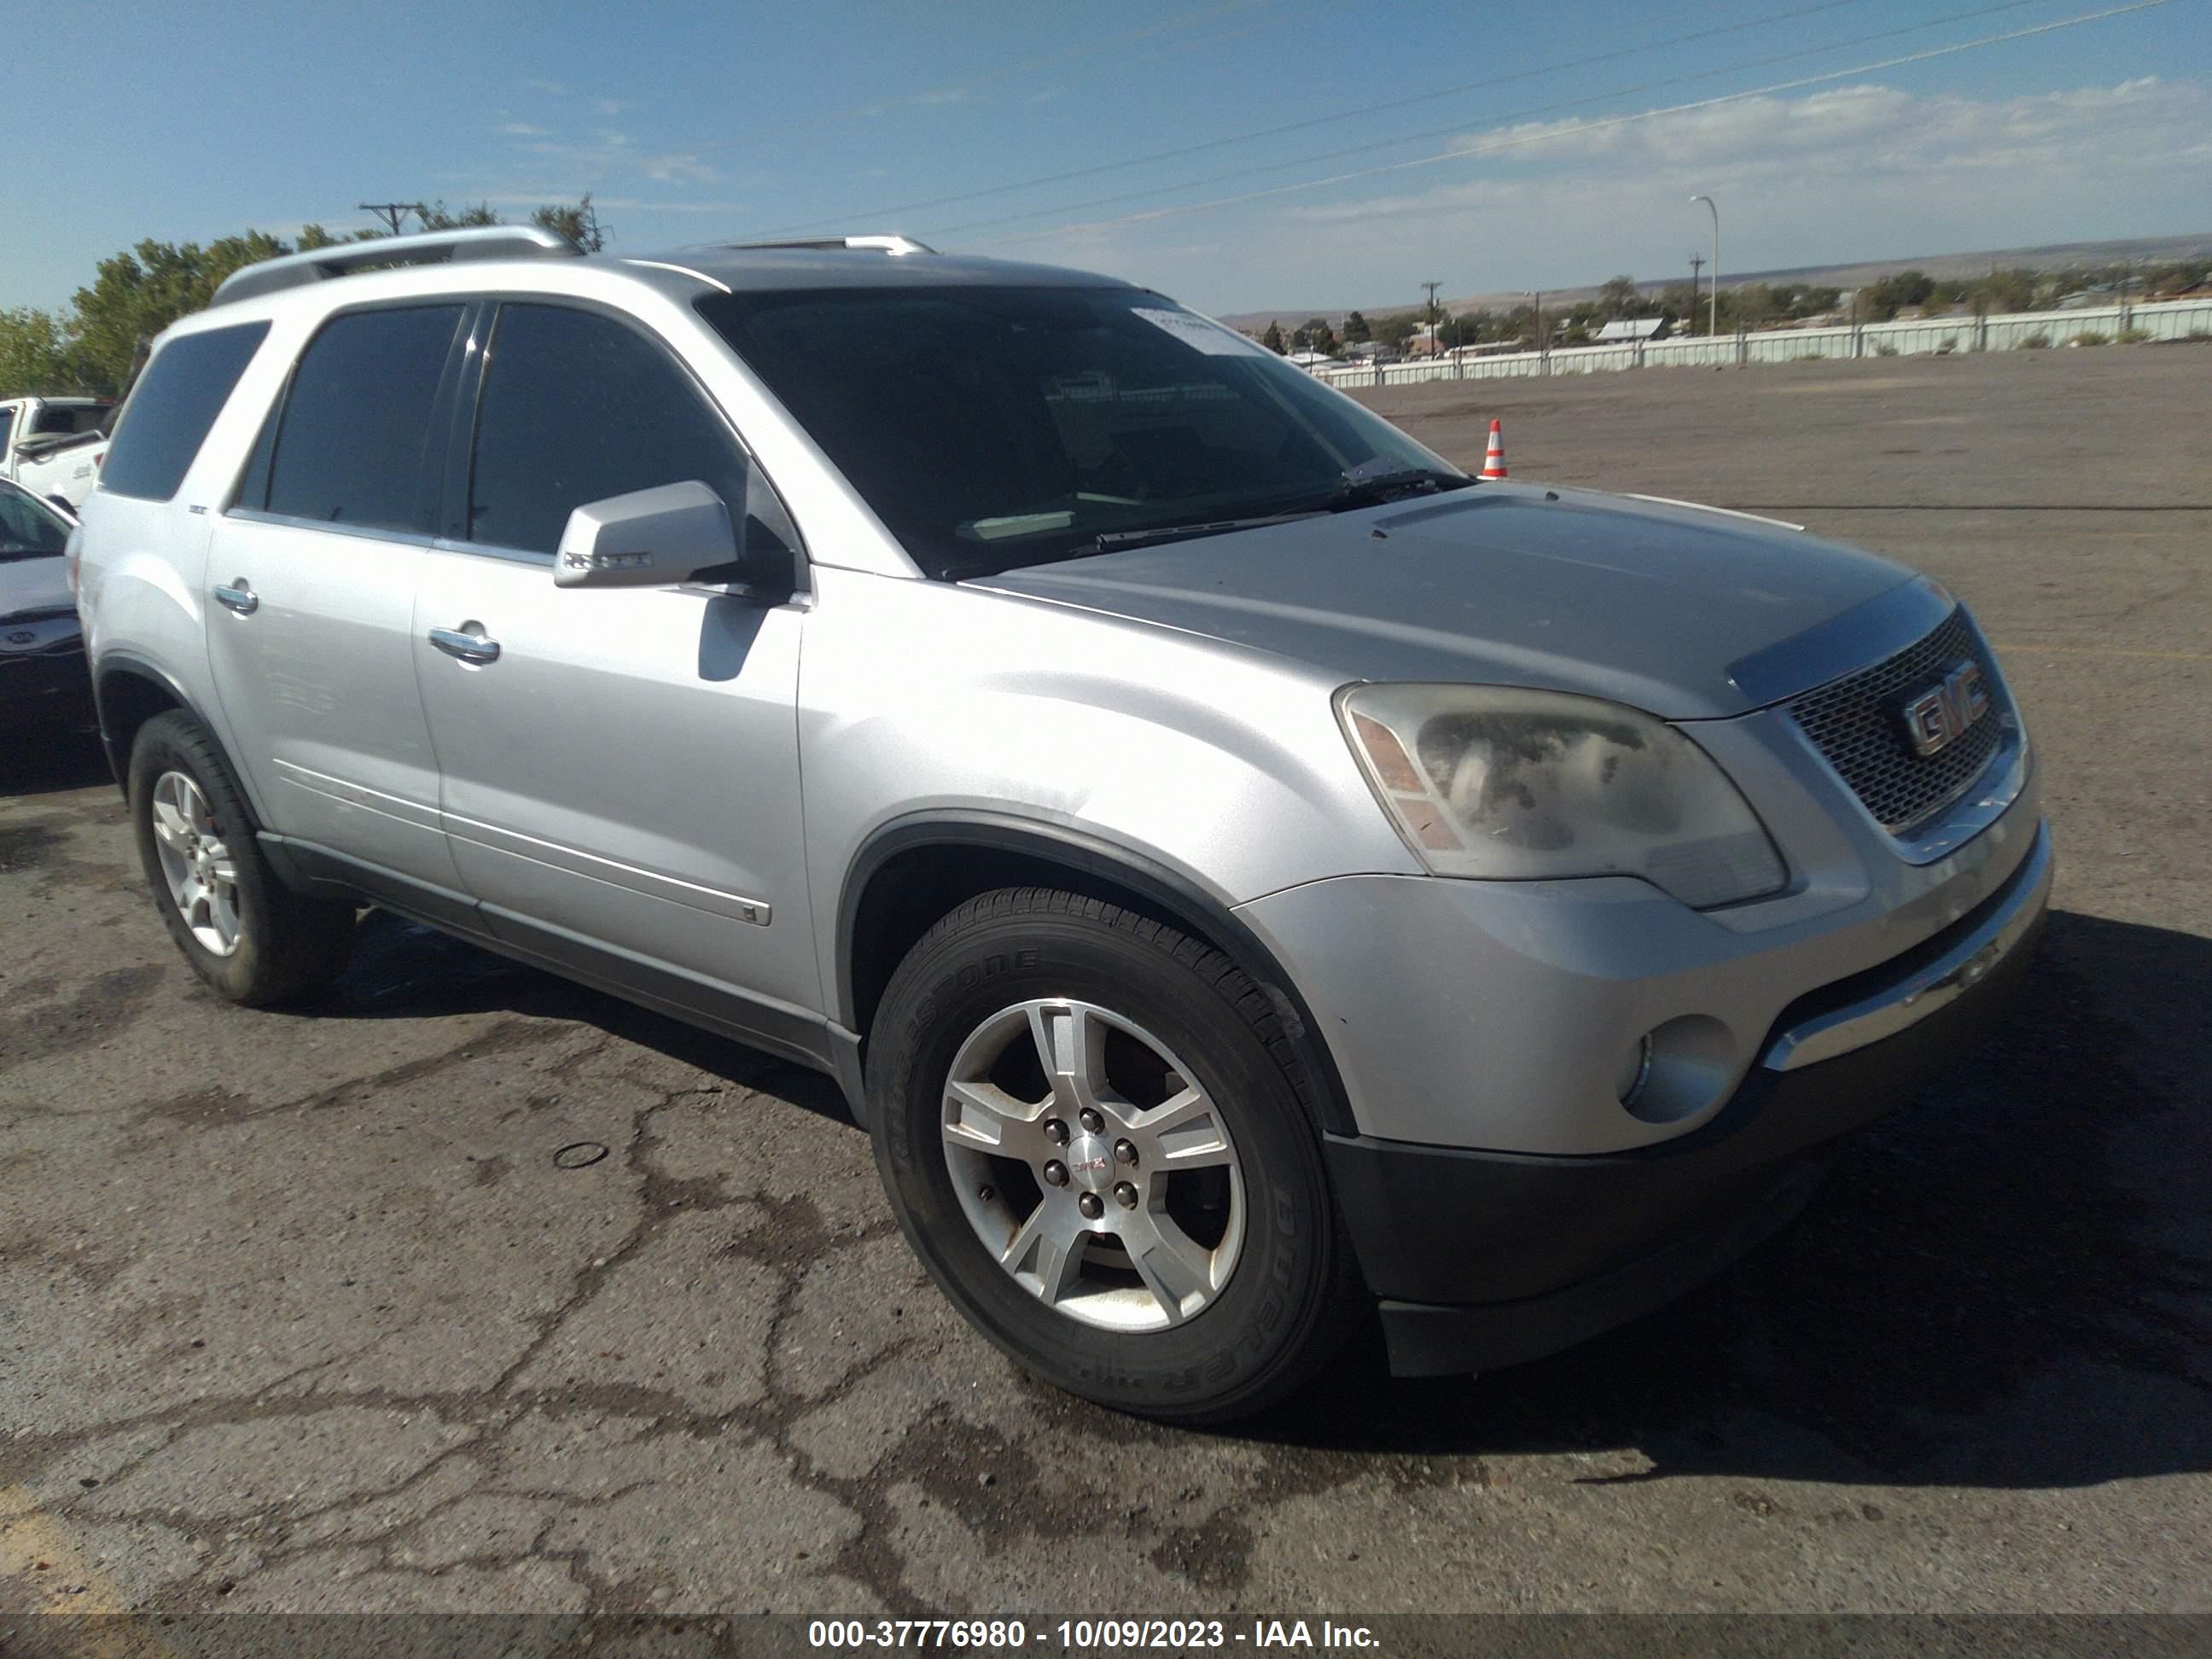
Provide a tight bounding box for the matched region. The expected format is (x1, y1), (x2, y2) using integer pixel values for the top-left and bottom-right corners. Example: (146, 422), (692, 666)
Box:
(204, 226), (1141, 315)
(643, 243), (1137, 295)
(1594, 317), (1668, 341)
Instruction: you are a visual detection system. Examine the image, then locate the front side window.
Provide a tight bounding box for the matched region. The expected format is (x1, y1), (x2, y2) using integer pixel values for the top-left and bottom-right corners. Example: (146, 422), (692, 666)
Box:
(467, 304), (753, 556)
(251, 305), (463, 533)
(696, 286), (1456, 578)
(99, 323), (269, 502)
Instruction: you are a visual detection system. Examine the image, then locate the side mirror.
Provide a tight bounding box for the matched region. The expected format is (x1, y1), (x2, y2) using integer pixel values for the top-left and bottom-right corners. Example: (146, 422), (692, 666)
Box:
(554, 480), (736, 590)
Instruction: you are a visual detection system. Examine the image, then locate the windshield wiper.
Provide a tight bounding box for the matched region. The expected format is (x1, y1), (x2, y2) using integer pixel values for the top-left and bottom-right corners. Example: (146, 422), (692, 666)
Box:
(1319, 464), (1474, 512)
(940, 509), (1330, 579)
(1089, 509), (1326, 554)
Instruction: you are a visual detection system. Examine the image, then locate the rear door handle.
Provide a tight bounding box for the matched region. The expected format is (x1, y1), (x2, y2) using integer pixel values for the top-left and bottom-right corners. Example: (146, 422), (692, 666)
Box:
(428, 624), (501, 665)
(212, 580), (258, 615)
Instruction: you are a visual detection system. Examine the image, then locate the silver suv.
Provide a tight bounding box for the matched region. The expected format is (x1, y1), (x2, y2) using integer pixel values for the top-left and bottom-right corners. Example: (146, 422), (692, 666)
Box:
(72, 227), (2051, 1423)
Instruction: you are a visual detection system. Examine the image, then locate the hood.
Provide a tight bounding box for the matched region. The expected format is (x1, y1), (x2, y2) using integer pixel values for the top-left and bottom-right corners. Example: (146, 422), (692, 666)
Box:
(974, 482), (1921, 719)
(0, 553), (73, 625)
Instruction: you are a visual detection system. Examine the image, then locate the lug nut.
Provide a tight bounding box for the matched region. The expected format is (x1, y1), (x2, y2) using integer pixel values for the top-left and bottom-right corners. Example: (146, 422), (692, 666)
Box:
(1114, 1182), (1138, 1209)
(1043, 1161), (1069, 1187)
(1079, 1107), (1104, 1133)
(1113, 1138), (1138, 1166)
(977, 1185), (994, 1202)
(1077, 1191), (1103, 1220)
(1044, 1119), (1069, 1146)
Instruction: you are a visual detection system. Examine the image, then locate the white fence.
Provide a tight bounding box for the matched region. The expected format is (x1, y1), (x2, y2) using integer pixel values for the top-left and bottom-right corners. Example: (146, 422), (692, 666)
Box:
(1307, 296), (2212, 388)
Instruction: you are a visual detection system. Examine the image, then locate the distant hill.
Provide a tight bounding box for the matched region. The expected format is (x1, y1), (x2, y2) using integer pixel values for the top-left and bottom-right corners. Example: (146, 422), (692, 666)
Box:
(1216, 231), (2212, 330)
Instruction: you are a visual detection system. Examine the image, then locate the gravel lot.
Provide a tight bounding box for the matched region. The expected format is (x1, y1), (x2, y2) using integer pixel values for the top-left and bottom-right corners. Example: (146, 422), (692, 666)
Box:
(2, 347), (2207, 1618)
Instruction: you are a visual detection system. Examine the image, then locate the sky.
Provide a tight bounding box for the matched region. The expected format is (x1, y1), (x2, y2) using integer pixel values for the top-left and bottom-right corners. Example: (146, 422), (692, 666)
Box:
(3, 0), (2206, 318)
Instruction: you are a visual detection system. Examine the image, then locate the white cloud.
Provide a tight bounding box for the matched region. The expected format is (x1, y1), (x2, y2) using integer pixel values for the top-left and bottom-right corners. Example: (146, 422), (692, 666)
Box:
(986, 76), (2209, 311)
(597, 99), (627, 116)
(494, 122), (547, 137)
(522, 76), (567, 96)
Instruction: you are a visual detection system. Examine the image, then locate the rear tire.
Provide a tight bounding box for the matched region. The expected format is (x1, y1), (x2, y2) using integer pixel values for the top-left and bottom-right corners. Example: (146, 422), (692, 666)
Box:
(128, 711), (355, 1006)
(867, 888), (1364, 1423)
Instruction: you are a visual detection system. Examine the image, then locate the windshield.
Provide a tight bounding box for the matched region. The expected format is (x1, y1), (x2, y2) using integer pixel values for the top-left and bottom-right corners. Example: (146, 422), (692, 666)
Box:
(0, 485), (69, 560)
(696, 285), (1461, 578)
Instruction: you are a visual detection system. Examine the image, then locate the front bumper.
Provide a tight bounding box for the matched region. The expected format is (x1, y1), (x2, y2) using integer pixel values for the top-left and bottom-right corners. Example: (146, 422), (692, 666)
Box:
(1323, 818), (2052, 1375)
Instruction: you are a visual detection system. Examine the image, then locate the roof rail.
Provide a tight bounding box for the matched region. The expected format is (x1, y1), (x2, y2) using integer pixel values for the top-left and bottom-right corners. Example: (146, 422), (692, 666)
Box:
(719, 234), (938, 257)
(210, 224), (583, 307)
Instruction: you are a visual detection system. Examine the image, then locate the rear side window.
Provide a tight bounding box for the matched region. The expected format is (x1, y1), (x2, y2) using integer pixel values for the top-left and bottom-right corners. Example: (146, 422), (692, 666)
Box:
(99, 323), (269, 501)
(466, 303), (752, 556)
(251, 305), (463, 533)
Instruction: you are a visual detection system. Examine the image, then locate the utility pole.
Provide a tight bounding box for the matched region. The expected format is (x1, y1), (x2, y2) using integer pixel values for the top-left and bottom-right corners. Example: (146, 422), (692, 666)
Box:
(1422, 282), (1442, 355)
(358, 201), (420, 236)
(1689, 253), (1704, 335)
(1691, 194), (1720, 340)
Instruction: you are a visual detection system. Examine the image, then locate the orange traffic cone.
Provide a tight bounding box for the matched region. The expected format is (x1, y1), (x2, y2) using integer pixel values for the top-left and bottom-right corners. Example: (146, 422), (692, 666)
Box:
(1480, 418), (1508, 480)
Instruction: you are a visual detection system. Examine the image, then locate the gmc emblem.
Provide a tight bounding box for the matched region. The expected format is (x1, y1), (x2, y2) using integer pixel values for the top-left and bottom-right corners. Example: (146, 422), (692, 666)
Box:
(1898, 660), (1990, 758)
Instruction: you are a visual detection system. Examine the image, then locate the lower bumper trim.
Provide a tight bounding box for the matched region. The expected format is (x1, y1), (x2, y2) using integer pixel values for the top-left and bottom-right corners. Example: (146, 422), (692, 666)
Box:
(1377, 1161), (1825, 1376)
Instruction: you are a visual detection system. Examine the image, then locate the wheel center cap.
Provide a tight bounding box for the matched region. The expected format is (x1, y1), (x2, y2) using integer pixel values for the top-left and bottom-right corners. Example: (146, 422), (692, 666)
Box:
(1063, 1132), (1115, 1193)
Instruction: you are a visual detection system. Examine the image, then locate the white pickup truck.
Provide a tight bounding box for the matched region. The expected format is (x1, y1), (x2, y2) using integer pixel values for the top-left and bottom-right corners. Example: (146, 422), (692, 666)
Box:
(1, 395), (112, 509)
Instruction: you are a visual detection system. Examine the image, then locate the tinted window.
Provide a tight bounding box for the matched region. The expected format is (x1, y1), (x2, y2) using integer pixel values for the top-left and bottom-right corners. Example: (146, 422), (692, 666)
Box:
(0, 485), (68, 556)
(98, 323), (269, 501)
(31, 404), (107, 436)
(260, 305), (462, 532)
(0, 408), (14, 450)
(696, 287), (1452, 579)
(468, 304), (752, 556)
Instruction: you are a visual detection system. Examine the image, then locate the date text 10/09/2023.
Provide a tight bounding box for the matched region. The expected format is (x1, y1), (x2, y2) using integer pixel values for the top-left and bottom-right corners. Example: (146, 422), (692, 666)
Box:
(806, 1620), (1382, 1650)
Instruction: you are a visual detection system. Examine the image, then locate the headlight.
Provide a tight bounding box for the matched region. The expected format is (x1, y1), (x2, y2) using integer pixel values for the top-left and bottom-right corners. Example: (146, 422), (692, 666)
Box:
(1336, 684), (1788, 909)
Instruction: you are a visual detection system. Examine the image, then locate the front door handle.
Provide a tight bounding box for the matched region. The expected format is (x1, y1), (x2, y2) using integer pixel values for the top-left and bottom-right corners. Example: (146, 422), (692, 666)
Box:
(428, 624), (501, 666)
(212, 580), (258, 615)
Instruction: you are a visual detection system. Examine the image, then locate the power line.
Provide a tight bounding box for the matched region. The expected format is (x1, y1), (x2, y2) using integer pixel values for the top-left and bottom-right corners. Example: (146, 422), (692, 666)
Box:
(752, 0), (1875, 236)
(960, 0), (2174, 249)
(926, 0), (2058, 241)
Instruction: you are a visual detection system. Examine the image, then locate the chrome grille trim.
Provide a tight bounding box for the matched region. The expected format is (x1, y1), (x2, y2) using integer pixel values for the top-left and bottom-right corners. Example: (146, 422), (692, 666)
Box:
(1786, 608), (2006, 833)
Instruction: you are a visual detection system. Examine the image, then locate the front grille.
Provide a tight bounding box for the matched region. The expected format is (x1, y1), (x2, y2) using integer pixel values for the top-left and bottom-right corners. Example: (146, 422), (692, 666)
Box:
(1786, 608), (2005, 832)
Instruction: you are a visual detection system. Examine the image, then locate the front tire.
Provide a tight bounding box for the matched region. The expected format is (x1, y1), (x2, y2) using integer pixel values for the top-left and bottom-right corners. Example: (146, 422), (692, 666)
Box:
(128, 711), (355, 1006)
(867, 888), (1363, 1423)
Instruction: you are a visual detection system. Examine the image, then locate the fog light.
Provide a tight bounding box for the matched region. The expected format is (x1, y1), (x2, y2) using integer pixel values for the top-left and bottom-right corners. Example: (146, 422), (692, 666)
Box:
(1615, 1033), (1655, 1106)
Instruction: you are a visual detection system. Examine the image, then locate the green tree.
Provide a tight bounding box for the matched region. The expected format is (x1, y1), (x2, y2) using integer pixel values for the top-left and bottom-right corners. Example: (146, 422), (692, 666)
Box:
(1861, 269), (1936, 322)
(1292, 317), (1337, 354)
(0, 307), (85, 395)
(68, 232), (291, 390)
(1260, 320), (1285, 353)
(1369, 311), (1419, 350)
(414, 200), (501, 231)
(532, 194), (609, 253)
(1598, 276), (1639, 318)
(296, 224), (389, 250)
(1341, 309), (1371, 345)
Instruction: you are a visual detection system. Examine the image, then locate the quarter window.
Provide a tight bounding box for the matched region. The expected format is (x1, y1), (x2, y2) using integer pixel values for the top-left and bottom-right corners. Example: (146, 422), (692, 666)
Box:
(99, 323), (270, 502)
(467, 304), (753, 556)
(254, 305), (463, 533)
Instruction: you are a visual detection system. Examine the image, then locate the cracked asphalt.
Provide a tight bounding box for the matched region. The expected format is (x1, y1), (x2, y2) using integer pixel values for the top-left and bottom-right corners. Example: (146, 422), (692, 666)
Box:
(2, 347), (2208, 1617)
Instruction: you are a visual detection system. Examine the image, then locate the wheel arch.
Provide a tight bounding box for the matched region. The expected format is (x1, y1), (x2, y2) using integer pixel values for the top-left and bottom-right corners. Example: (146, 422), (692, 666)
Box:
(93, 654), (277, 827)
(837, 812), (1356, 1137)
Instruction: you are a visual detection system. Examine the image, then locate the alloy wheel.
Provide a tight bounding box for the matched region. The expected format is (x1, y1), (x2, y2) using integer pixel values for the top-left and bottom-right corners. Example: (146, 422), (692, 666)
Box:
(940, 998), (1245, 1333)
(148, 771), (241, 957)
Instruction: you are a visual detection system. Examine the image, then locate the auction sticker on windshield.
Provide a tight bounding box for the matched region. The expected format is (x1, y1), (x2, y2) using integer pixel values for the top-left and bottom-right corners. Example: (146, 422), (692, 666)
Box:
(1132, 307), (1270, 356)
